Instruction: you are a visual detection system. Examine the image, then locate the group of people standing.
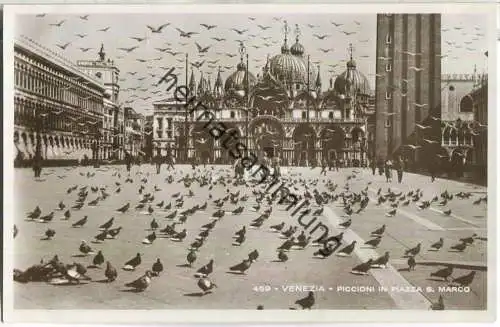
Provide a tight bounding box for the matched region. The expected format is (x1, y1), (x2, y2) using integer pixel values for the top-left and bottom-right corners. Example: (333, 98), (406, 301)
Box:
(371, 156), (406, 184)
(152, 149), (175, 174)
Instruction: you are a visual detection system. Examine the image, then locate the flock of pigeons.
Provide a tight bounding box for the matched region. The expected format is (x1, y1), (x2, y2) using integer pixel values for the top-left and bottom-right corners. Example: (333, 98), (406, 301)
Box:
(14, 164), (486, 310)
(29, 14), (380, 111)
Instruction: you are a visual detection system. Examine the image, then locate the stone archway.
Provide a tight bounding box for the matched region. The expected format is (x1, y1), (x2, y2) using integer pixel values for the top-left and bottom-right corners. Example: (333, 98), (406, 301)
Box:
(293, 124), (316, 166)
(192, 124), (215, 164)
(350, 126), (365, 166)
(320, 125), (344, 162)
(249, 115), (285, 160)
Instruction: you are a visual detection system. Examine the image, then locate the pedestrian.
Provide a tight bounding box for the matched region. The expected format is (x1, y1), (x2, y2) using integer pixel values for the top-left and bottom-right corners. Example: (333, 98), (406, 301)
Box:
(378, 158), (384, 176)
(396, 156), (404, 183)
(165, 150), (175, 171)
(320, 159), (327, 176)
(371, 158), (376, 176)
(125, 151), (132, 173)
(384, 158), (393, 183)
(33, 149), (42, 179)
(155, 149), (163, 174)
(272, 156), (281, 179)
(233, 158), (241, 179)
(429, 160), (437, 183)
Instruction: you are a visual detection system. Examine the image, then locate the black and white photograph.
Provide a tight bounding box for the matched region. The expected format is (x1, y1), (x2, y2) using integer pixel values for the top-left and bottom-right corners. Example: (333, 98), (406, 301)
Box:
(3, 3), (496, 323)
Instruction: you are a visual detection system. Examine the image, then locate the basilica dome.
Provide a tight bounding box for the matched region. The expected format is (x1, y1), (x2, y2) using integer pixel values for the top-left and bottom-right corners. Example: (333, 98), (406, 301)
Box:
(269, 38), (315, 86)
(224, 61), (257, 95)
(290, 39), (305, 57)
(334, 58), (371, 97)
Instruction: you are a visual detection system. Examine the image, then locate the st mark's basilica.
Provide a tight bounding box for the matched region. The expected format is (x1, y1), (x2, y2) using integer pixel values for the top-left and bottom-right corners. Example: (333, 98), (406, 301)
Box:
(153, 23), (375, 167)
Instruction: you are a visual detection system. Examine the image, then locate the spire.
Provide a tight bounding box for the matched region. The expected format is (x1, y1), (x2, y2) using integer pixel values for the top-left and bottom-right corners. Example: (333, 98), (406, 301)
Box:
(294, 23), (301, 43)
(197, 71), (206, 95)
(281, 20), (290, 54)
(189, 70), (196, 96)
(290, 23), (305, 56)
(315, 65), (322, 91)
(237, 41), (247, 70)
(207, 73), (212, 94)
(347, 43), (356, 69)
(264, 54), (270, 73)
(98, 43), (105, 61)
(214, 67), (224, 98)
(473, 64), (478, 89)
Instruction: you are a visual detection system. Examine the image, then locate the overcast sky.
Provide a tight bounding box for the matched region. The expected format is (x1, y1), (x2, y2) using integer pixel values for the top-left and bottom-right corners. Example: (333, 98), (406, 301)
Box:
(16, 13), (488, 114)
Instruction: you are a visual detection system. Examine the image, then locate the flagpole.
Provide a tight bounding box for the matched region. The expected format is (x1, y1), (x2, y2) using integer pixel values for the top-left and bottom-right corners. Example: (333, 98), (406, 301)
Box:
(185, 53), (189, 163)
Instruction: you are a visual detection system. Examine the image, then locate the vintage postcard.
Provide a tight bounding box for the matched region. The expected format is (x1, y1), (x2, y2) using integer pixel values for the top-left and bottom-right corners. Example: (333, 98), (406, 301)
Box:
(2, 2), (496, 323)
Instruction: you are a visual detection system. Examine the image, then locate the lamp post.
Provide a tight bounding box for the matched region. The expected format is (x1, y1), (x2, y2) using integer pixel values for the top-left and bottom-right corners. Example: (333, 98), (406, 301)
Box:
(245, 49), (251, 157)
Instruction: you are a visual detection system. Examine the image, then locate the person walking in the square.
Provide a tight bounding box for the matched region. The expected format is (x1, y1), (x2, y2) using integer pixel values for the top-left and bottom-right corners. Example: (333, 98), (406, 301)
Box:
(378, 158), (384, 176)
(320, 159), (327, 176)
(33, 149), (42, 179)
(371, 158), (376, 176)
(396, 156), (404, 183)
(125, 151), (132, 173)
(384, 158), (393, 183)
(154, 149), (163, 174)
(165, 150), (175, 171)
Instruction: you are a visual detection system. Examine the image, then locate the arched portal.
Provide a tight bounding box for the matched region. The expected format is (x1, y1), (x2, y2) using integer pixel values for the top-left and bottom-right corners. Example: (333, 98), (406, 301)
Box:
(293, 124), (316, 166)
(249, 115), (285, 160)
(193, 124), (214, 164)
(320, 125), (344, 162)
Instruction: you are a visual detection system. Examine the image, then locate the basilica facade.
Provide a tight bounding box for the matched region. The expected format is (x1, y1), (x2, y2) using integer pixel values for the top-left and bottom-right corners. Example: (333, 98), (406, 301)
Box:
(153, 31), (375, 166)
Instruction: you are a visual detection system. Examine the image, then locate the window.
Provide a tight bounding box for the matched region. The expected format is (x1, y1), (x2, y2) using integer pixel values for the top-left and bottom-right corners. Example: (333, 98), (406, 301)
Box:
(385, 34), (392, 44)
(460, 96), (473, 112)
(230, 111), (235, 118)
(301, 111), (307, 119)
(385, 118), (391, 128)
(449, 85), (455, 91)
(296, 83), (300, 90)
(328, 112), (334, 119)
(385, 91), (392, 100)
(385, 63), (392, 72)
(167, 131), (172, 139)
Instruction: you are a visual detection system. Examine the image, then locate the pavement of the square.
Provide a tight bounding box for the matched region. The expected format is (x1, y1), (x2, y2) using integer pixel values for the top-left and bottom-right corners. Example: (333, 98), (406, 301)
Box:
(12, 164), (488, 310)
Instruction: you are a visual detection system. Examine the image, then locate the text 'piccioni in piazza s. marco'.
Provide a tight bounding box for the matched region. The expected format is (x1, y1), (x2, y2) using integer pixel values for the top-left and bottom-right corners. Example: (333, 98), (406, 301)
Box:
(252, 284), (472, 293)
